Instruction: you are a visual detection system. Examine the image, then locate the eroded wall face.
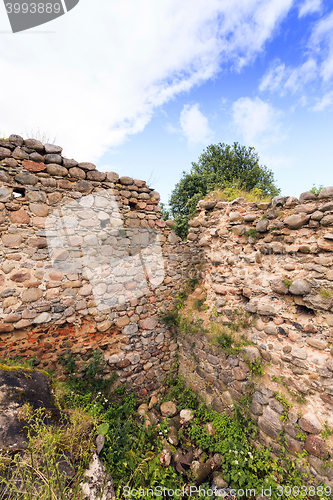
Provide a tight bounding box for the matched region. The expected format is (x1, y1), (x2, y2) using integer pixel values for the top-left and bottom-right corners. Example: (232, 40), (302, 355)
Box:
(179, 194), (333, 488)
(2, 134), (333, 485)
(0, 135), (200, 396)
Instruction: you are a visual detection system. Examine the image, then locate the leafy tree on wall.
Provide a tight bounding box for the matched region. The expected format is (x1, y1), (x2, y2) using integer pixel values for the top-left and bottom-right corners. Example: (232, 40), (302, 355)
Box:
(169, 142), (280, 239)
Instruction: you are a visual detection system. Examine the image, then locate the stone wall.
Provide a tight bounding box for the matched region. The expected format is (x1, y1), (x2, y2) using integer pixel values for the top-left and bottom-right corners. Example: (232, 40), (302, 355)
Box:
(2, 132), (333, 484)
(0, 134), (200, 396)
(178, 191), (333, 487)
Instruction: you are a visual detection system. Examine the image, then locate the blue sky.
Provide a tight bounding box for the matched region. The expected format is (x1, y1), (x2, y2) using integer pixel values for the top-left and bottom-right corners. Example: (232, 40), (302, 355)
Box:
(0, 0), (333, 204)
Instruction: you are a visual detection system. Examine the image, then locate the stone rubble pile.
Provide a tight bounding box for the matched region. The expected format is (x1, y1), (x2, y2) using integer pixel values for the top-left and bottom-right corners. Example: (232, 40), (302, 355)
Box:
(138, 399), (231, 495)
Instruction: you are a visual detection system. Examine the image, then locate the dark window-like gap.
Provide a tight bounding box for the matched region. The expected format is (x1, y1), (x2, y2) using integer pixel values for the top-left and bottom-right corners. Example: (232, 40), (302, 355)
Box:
(13, 187), (26, 198)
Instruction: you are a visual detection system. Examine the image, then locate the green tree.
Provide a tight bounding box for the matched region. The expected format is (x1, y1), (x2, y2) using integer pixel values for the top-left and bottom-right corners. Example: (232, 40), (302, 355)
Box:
(169, 142), (280, 239)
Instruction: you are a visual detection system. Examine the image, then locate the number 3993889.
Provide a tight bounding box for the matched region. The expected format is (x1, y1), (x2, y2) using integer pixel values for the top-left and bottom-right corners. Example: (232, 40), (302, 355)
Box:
(5, 3), (62, 14)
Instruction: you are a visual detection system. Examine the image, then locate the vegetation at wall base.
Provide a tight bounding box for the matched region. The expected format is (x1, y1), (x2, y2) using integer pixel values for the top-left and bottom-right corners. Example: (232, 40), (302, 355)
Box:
(169, 142), (280, 239)
(0, 357), (331, 500)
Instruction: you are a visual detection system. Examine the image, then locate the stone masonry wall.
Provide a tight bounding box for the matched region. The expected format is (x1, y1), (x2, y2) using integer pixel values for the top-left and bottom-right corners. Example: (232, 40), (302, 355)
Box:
(178, 191), (333, 488)
(2, 132), (333, 485)
(0, 134), (200, 397)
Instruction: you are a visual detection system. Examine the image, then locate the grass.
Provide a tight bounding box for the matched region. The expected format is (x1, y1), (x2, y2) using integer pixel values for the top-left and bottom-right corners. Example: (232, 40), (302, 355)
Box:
(310, 184), (323, 196)
(24, 128), (56, 144)
(193, 296), (207, 311)
(0, 358), (330, 500)
(210, 322), (252, 356)
(284, 279), (292, 288)
(0, 382), (98, 500)
(271, 375), (307, 405)
(0, 358), (52, 379)
(204, 183), (272, 204)
(245, 228), (257, 238)
(249, 358), (265, 376)
(0, 350), (119, 500)
(320, 288), (333, 299)
(227, 308), (252, 333)
(160, 275), (201, 328)
(321, 421), (333, 441)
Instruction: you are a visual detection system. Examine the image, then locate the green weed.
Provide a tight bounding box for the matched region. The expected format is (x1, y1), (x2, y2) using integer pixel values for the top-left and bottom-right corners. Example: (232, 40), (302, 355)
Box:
(310, 184), (323, 196)
(245, 229), (257, 238)
(321, 421), (333, 441)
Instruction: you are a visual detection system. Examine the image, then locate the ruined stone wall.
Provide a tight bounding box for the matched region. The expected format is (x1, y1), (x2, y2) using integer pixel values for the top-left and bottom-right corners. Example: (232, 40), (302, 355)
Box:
(3, 132), (333, 484)
(0, 134), (200, 397)
(178, 191), (333, 487)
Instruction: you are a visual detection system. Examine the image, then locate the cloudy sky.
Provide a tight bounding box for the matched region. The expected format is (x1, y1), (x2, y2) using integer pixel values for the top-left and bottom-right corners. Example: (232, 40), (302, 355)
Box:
(0, 0), (332, 203)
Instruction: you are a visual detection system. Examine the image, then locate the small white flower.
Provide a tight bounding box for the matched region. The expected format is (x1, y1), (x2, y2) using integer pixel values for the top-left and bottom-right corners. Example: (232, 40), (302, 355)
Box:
(240, 451), (244, 454)
(234, 450), (238, 455)
(233, 460), (239, 465)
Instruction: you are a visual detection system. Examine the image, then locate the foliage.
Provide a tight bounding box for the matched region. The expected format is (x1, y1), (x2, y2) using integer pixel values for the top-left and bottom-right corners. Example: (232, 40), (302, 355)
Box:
(206, 181), (271, 204)
(58, 349), (116, 397)
(0, 357), (52, 378)
(184, 399), (316, 499)
(271, 375), (307, 404)
(211, 326), (251, 356)
(99, 386), (188, 498)
(227, 308), (252, 333)
(0, 356), (330, 500)
(160, 276), (200, 328)
(320, 288), (333, 299)
(284, 279), (292, 288)
(310, 184), (323, 196)
(193, 296), (207, 311)
(169, 142), (280, 239)
(164, 375), (200, 411)
(245, 228), (257, 238)
(276, 393), (293, 422)
(249, 358), (265, 376)
(321, 421), (333, 441)
(159, 310), (179, 327)
(212, 330), (234, 351)
(0, 394), (96, 499)
(160, 203), (171, 221)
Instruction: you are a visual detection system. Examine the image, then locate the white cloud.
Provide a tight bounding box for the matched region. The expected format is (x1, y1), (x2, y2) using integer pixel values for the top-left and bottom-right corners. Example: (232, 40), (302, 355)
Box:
(310, 11), (333, 82)
(0, 0), (295, 162)
(259, 58), (317, 94)
(298, 0), (322, 17)
(260, 9), (333, 102)
(180, 104), (213, 144)
(313, 91), (333, 111)
(232, 96), (283, 144)
(260, 153), (295, 171)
